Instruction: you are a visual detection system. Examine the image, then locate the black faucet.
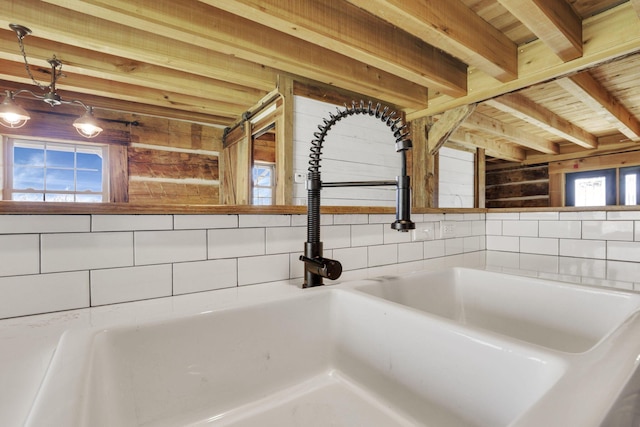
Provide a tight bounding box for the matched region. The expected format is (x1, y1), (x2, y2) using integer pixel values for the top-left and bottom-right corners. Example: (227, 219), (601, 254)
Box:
(300, 100), (415, 288)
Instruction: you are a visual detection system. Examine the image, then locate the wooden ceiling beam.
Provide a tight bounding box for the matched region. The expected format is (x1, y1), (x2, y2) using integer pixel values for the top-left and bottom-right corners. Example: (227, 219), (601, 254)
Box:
(0, 31), (267, 108)
(409, 2), (640, 119)
(462, 112), (559, 154)
(203, 0), (467, 97)
(449, 130), (526, 162)
(556, 72), (640, 141)
(484, 93), (597, 149)
(497, 0), (582, 61)
(0, 1), (278, 92)
(34, 0), (428, 108)
(346, 0), (517, 84)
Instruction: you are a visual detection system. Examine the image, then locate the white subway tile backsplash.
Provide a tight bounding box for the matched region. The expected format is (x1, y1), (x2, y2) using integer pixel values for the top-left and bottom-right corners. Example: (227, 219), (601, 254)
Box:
(383, 226), (412, 244)
(502, 220), (538, 237)
(322, 225), (351, 249)
(41, 232), (133, 273)
(0, 235), (39, 276)
(607, 241), (640, 262)
(485, 220), (502, 236)
(607, 260), (640, 282)
(239, 214), (290, 228)
(368, 214), (396, 225)
(486, 212), (519, 220)
(445, 238), (465, 256)
(471, 220), (485, 236)
(135, 230), (206, 265)
(0, 271), (89, 318)
(92, 215), (173, 231)
(520, 237), (558, 256)
(582, 220), (634, 241)
(91, 265), (172, 306)
(486, 235), (519, 252)
(607, 211), (640, 220)
(238, 254), (289, 285)
(173, 259), (237, 295)
(539, 221), (581, 239)
(424, 240), (446, 259)
(208, 228), (264, 259)
(351, 224), (383, 247)
(266, 226), (306, 254)
(333, 246), (368, 271)
(173, 214), (237, 230)
(519, 212), (559, 220)
(0, 215), (90, 234)
(333, 214), (368, 225)
(636, 221), (640, 241)
(368, 244), (398, 267)
(398, 242), (423, 263)
(559, 257), (606, 279)
(559, 211), (606, 220)
(559, 239), (606, 259)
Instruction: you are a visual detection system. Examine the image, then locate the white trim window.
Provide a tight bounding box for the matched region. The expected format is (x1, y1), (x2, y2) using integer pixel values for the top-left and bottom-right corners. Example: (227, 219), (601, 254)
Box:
(252, 162), (275, 205)
(6, 138), (108, 202)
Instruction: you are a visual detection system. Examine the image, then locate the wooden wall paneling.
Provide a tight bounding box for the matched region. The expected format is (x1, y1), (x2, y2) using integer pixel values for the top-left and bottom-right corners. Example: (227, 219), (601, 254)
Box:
(128, 180), (219, 204)
(109, 144), (129, 203)
(128, 147), (219, 180)
(485, 164), (549, 208)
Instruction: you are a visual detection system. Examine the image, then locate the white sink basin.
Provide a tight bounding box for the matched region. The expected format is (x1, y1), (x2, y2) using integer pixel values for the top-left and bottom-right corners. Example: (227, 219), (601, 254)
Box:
(351, 267), (640, 352)
(26, 288), (566, 427)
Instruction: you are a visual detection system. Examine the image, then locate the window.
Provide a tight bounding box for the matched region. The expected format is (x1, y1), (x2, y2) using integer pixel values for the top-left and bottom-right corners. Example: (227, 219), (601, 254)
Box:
(620, 166), (640, 206)
(6, 138), (108, 202)
(252, 162), (275, 205)
(566, 169), (616, 207)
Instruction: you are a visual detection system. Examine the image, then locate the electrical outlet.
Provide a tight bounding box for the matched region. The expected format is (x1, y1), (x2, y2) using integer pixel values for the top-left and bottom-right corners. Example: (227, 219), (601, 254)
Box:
(440, 221), (456, 238)
(294, 172), (306, 184)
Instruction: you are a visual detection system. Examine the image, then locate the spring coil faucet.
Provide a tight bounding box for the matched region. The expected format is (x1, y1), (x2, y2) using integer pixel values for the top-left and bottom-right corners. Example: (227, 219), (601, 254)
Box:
(300, 100), (415, 288)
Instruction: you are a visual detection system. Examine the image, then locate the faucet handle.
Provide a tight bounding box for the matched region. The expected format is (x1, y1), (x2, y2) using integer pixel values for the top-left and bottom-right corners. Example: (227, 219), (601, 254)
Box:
(299, 255), (342, 280)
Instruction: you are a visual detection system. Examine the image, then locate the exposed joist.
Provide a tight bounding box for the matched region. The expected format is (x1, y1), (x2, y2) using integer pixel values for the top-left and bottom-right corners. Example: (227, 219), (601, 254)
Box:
(203, 0), (467, 97)
(484, 93), (597, 149)
(346, 0), (517, 84)
(408, 2), (640, 119)
(556, 72), (640, 141)
(33, 0), (428, 108)
(449, 130), (526, 162)
(462, 112), (559, 154)
(497, 0), (582, 61)
(632, 0), (640, 18)
(0, 30), (265, 109)
(428, 104), (477, 155)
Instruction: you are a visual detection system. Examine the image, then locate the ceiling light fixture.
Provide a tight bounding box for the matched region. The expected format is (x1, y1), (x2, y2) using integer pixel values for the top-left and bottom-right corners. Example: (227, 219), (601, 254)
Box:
(0, 23), (103, 138)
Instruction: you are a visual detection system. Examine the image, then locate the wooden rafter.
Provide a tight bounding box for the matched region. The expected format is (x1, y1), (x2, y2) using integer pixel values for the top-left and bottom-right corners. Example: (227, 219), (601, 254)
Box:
(484, 93), (597, 149)
(497, 0), (582, 61)
(346, 0), (517, 83)
(409, 2), (640, 120)
(31, 0), (428, 108)
(449, 130), (526, 162)
(461, 112), (559, 154)
(202, 0), (468, 97)
(556, 72), (640, 141)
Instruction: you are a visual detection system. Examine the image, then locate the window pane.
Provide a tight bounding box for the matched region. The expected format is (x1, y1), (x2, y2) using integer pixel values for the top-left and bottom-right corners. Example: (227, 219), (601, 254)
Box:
(76, 194), (103, 203)
(12, 193), (44, 201)
(14, 146), (44, 166)
(77, 170), (103, 192)
(77, 151), (103, 171)
(13, 166), (45, 190)
(574, 177), (606, 207)
(625, 174), (637, 205)
(46, 169), (75, 191)
(46, 148), (75, 168)
(45, 193), (75, 202)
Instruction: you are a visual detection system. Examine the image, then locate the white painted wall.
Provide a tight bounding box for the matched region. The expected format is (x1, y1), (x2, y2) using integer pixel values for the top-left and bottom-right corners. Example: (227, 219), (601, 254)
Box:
(439, 146), (475, 208)
(293, 96), (401, 206)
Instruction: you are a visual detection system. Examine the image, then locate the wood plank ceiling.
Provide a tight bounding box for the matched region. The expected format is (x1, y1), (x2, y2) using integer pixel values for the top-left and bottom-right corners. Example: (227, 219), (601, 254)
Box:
(0, 0), (639, 164)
